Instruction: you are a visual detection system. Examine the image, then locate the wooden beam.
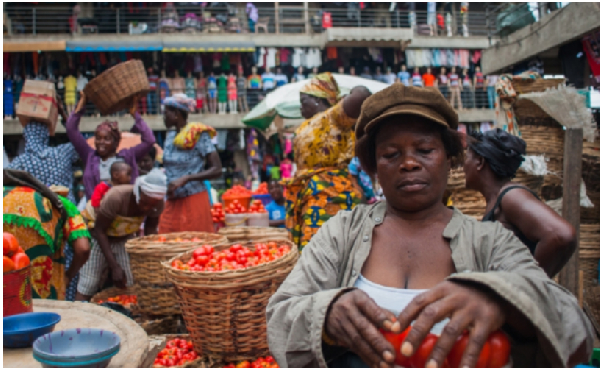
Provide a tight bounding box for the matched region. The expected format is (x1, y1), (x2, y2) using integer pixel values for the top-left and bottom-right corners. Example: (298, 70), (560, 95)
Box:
(304, 2), (309, 34)
(558, 128), (583, 295)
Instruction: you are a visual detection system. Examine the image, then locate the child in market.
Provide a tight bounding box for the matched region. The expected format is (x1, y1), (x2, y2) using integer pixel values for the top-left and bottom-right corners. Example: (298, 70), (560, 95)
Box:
(82, 161), (132, 228)
(266, 180), (286, 228)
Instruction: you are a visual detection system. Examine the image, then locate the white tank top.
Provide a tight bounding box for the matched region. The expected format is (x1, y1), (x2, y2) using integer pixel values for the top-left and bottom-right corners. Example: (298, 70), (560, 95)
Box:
(354, 274), (448, 335)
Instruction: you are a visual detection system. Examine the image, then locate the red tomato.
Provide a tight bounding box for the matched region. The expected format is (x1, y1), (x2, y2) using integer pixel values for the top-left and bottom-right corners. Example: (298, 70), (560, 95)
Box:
(12, 252), (30, 270)
(408, 333), (439, 368)
(381, 326), (412, 366)
(196, 255), (209, 266)
(4, 256), (15, 273)
(230, 244), (242, 252)
(189, 351), (198, 359)
(193, 248), (207, 258)
(486, 331), (511, 368)
(447, 332), (490, 368)
(3, 232), (19, 257)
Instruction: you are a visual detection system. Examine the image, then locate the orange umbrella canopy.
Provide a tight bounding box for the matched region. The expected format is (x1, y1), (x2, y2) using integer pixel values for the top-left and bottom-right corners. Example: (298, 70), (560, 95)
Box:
(86, 132), (163, 161)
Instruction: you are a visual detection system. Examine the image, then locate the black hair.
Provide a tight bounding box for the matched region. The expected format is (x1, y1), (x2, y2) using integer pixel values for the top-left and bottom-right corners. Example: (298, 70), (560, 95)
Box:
(355, 115), (464, 177)
(468, 129), (526, 179)
(110, 161), (131, 176)
(146, 145), (157, 161)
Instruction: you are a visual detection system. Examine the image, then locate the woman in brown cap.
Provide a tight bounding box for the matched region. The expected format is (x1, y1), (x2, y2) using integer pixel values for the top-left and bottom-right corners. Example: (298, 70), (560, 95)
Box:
(464, 129), (576, 277)
(267, 84), (592, 368)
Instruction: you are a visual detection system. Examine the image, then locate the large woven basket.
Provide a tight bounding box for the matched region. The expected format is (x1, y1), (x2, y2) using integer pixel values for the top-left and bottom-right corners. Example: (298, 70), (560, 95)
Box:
(126, 232), (227, 315)
(162, 240), (299, 362)
(579, 223), (600, 287)
(137, 315), (183, 335)
(511, 78), (565, 95)
(217, 227), (290, 243)
(84, 60), (150, 115)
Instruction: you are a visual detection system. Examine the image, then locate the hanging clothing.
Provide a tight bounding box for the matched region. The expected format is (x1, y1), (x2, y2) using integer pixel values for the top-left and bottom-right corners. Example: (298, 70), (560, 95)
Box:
(292, 48), (304, 68)
(326, 47), (338, 60)
(193, 54), (203, 73)
(266, 48), (277, 70)
(405, 50), (415, 68)
(257, 48), (266, 68)
(185, 77), (196, 99)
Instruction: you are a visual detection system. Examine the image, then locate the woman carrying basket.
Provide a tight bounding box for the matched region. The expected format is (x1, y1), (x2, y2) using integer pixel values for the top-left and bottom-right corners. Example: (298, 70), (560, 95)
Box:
(66, 93), (156, 200)
(159, 94), (223, 234)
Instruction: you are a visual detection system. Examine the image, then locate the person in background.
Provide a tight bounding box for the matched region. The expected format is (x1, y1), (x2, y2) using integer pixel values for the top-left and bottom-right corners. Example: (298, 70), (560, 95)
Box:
(274, 67), (288, 88)
(76, 170), (166, 301)
(396, 64), (410, 86)
(348, 156), (377, 204)
(360, 66), (373, 80)
(280, 154), (293, 180)
(308, 67), (319, 79)
(67, 93), (154, 200)
(286, 73), (371, 249)
(384, 67), (396, 85)
(262, 68), (276, 91)
(207, 72), (218, 114)
(138, 145), (157, 176)
(427, 1), (437, 35)
(374, 66), (385, 83)
(486, 74), (499, 109)
(411, 67), (423, 87)
(266, 180), (286, 228)
(160, 94), (222, 233)
(292, 66), (307, 82)
(449, 66), (462, 110)
(237, 68), (249, 113)
(147, 67), (159, 115)
(464, 129), (577, 277)
(266, 84), (593, 368)
(474, 66), (486, 108)
(436, 66), (449, 99)
(422, 67), (436, 87)
(4, 169), (91, 301)
(461, 68), (475, 109)
(337, 66), (345, 75)
(349, 66), (356, 76)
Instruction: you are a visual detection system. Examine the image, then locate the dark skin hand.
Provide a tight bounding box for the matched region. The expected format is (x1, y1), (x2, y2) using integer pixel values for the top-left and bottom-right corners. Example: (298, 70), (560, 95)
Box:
(64, 237), (91, 288)
(167, 151), (222, 197)
(464, 148), (577, 277)
(325, 121), (537, 368)
(300, 86), (371, 120)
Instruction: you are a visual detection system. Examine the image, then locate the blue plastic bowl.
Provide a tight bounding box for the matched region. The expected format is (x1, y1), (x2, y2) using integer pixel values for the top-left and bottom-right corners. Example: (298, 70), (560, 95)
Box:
(3, 312), (61, 348)
(33, 348), (119, 368)
(33, 328), (120, 364)
(252, 194), (273, 206)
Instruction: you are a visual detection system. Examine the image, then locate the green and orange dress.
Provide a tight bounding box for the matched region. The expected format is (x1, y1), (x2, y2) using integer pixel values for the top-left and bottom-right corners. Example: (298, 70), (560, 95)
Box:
(3, 186), (91, 300)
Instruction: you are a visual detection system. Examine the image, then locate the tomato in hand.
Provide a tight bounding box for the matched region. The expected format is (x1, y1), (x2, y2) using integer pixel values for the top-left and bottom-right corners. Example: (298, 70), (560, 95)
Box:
(447, 332), (491, 368)
(486, 331), (511, 368)
(381, 326), (412, 366)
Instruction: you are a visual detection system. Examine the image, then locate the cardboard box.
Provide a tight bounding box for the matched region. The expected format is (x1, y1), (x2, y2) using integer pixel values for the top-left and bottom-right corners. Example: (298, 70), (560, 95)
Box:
(16, 80), (58, 136)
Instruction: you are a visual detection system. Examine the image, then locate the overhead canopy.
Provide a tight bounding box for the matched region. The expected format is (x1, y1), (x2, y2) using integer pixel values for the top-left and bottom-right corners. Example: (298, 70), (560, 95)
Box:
(162, 42), (255, 52)
(4, 40), (66, 52)
(66, 40), (162, 52)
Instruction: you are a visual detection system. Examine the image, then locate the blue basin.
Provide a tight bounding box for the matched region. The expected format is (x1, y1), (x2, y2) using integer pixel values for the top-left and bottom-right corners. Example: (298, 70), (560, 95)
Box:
(3, 312), (61, 348)
(33, 328), (120, 363)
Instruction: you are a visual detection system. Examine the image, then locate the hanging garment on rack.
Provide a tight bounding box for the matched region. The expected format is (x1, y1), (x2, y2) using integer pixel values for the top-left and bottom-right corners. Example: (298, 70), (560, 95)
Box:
(405, 50), (415, 68)
(460, 50), (470, 69)
(327, 47), (338, 60)
(422, 49), (433, 67)
(266, 47), (277, 69)
(432, 49), (441, 67)
(292, 48), (303, 68)
(194, 54), (203, 73)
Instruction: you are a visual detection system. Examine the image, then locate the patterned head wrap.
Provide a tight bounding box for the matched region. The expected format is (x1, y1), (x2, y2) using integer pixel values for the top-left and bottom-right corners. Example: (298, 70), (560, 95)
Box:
(299, 72), (340, 106)
(95, 120), (121, 145)
(164, 93), (196, 113)
(469, 128), (526, 179)
(133, 168), (167, 203)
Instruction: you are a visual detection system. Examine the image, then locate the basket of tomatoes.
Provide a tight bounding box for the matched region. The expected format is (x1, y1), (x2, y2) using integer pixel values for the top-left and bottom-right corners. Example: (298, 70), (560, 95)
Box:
(221, 356), (279, 368)
(92, 287), (138, 307)
(125, 232), (228, 316)
(221, 186), (252, 210)
(153, 335), (204, 368)
(161, 241), (298, 362)
(3, 232), (32, 317)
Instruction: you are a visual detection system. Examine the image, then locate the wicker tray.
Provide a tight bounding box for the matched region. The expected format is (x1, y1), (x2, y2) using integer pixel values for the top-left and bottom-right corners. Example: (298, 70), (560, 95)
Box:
(217, 227), (290, 243)
(91, 287), (137, 307)
(511, 78), (565, 95)
(162, 240), (299, 362)
(84, 60), (150, 115)
(126, 232), (227, 316)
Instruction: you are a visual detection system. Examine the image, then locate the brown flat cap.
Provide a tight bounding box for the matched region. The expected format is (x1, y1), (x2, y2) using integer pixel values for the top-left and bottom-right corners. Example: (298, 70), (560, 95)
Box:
(355, 83), (459, 141)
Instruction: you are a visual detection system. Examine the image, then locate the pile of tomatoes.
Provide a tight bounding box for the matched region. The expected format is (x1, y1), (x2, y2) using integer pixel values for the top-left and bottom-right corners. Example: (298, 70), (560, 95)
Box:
(96, 295), (137, 307)
(223, 356), (279, 368)
(225, 199), (248, 214)
(171, 242), (291, 272)
(222, 185), (252, 199)
(252, 183), (269, 195)
(381, 327), (510, 368)
(248, 201), (267, 214)
(211, 203), (226, 224)
(3, 233), (30, 273)
(153, 337), (199, 367)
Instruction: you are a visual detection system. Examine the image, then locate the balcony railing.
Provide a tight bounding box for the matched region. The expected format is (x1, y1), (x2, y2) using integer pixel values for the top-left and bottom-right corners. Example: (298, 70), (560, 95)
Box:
(485, 2), (569, 39)
(4, 5), (492, 38)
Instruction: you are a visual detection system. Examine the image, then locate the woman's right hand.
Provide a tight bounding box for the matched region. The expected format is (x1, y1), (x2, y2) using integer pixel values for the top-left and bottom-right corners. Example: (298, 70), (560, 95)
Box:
(76, 91), (87, 114)
(110, 263), (127, 289)
(325, 289), (400, 368)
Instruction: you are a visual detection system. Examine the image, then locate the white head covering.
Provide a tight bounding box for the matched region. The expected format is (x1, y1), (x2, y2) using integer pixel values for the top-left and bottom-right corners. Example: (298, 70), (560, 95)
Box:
(133, 168), (167, 203)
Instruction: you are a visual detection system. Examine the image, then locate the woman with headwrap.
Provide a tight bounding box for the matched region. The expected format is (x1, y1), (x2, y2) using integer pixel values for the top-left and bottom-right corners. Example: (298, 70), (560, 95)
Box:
(66, 92), (156, 200)
(464, 128), (576, 277)
(286, 72), (372, 249)
(75, 169), (166, 301)
(159, 93), (222, 233)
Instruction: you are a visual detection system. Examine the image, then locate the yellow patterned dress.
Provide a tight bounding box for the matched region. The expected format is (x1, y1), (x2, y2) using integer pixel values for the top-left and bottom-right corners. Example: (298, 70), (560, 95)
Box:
(3, 186), (90, 300)
(285, 101), (363, 250)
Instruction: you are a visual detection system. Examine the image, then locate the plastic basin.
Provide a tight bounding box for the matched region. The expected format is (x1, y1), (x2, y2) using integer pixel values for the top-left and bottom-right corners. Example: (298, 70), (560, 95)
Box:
(252, 194), (273, 206)
(3, 312), (61, 348)
(33, 328), (120, 363)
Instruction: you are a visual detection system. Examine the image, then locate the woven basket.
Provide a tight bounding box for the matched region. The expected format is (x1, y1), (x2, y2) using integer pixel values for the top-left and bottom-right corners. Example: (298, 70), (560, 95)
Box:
(511, 78), (565, 95)
(137, 315), (183, 336)
(91, 287), (137, 309)
(217, 227), (290, 243)
(162, 240), (299, 362)
(580, 224), (600, 287)
(152, 334), (209, 368)
(84, 60), (150, 115)
(126, 232), (228, 315)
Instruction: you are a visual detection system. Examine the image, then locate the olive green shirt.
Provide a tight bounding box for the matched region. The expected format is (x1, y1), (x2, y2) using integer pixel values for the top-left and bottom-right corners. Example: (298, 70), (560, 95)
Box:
(267, 202), (593, 368)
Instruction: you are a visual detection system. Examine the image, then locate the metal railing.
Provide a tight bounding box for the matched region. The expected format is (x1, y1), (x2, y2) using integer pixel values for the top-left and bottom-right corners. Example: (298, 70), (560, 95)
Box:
(485, 2), (569, 40)
(4, 5), (492, 38)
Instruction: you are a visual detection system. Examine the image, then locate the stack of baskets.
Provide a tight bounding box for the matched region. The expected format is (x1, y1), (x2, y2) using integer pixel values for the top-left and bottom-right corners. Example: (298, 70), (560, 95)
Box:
(83, 60), (150, 115)
(218, 227), (290, 243)
(162, 240), (299, 362)
(125, 232), (227, 321)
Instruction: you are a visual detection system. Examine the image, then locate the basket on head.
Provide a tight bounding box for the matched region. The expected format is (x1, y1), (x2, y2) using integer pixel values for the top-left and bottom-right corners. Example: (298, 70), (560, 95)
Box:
(126, 232), (227, 315)
(162, 240), (299, 362)
(84, 60), (150, 115)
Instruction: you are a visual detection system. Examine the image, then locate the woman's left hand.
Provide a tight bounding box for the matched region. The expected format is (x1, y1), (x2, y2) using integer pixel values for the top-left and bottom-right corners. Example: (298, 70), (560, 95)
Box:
(130, 94), (139, 116)
(397, 280), (507, 368)
(167, 176), (188, 196)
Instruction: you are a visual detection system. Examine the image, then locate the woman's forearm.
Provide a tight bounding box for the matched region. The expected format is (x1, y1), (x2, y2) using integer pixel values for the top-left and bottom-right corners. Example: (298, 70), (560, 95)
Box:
(66, 238), (91, 280)
(534, 233), (577, 277)
(129, 113), (156, 160)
